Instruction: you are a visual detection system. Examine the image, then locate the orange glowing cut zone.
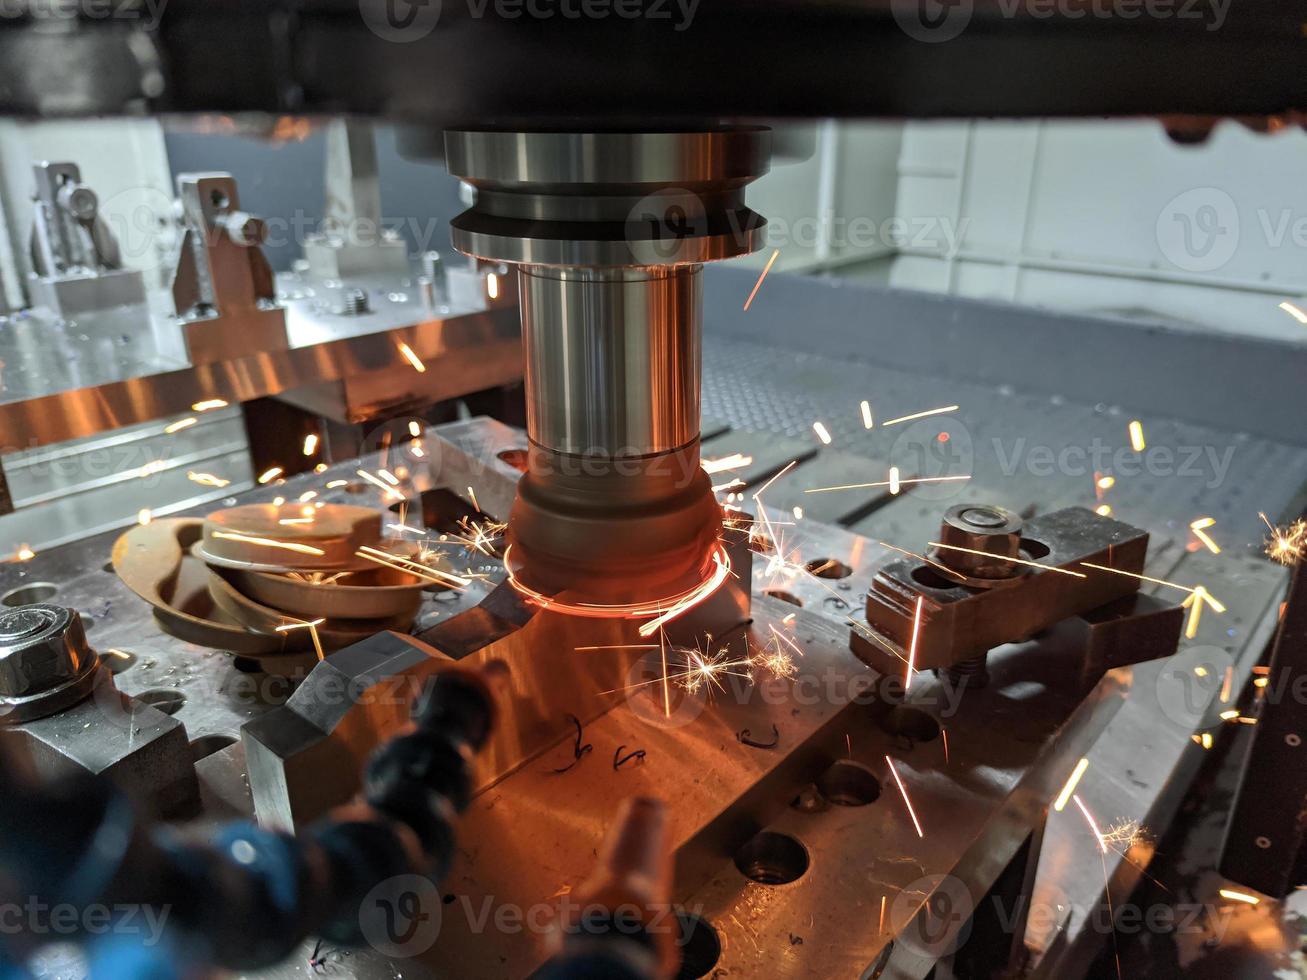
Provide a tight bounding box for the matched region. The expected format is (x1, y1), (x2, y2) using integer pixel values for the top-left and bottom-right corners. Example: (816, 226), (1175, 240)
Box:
(502, 543), (733, 637)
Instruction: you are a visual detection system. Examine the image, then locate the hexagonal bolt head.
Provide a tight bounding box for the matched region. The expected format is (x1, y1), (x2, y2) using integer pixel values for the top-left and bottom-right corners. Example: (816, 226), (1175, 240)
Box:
(0, 605), (92, 699)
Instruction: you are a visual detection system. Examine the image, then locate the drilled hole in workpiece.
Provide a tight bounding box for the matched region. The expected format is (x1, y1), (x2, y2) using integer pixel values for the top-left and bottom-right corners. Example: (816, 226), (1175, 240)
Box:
(137, 689), (186, 716)
(733, 831), (809, 885)
(764, 590), (803, 608)
(816, 760), (882, 806)
(189, 734), (238, 763)
(910, 565), (957, 590)
(1020, 537), (1051, 560)
(879, 706), (941, 744)
(805, 557), (852, 579)
(675, 913), (722, 980)
(1, 583), (58, 607)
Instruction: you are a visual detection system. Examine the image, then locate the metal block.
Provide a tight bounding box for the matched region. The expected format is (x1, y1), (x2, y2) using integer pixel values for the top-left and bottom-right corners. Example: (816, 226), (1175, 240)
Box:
(172, 173), (289, 365)
(1073, 591), (1184, 691)
(1220, 562), (1307, 898)
(854, 506), (1150, 676)
(242, 630), (449, 831)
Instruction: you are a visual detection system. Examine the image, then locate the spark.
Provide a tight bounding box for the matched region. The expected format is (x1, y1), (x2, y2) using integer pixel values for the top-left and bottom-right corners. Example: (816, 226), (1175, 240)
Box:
(1218, 888), (1261, 906)
(211, 531), (326, 557)
(302, 433), (319, 456)
(702, 453), (753, 475)
(860, 400), (874, 429)
(1072, 794), (1107, 854)
(298, 491), (318, 503)
(356, 546), (471, 589)
(502, 543), (732, 637)
(487, 272), (500, 300)
(877, 541), (969, 582)
(805, 474), (971, 494)
(275, 617), (326, 661)
(1190, 517), (1221, 554)
(356, 469), (405, 501)
(768, 624), (805, 660)
(386, 522), (425, 536)
(1219, 709), (1240, 721)
(188, 471), (231, 488)
(191, 398), (228, 412)
(1053, 758), (1090, 812)
(1254, 676), (1269, 689)
(1221, 666), (1234, 703)
(792, 505), (803, 520)
(812, 421), (833, 445)
(454, 517), (507, 557)
(1194, 666), (1209, 677)
(879, 896), (887, 934)
(1097, 475), (1116, 490)
(1128, 420), (1146, 452)
(889, 466), (901, 495)
(679, 647), (755, 695)
(1181, 586), (1223, 639)
(257, 467), (284, 485)
(314, 463), (327, 474)
(1199, 732), (1214, 749)
(1095, 504), (1113, 516)
(12, 544), (35, 562)
(397, 341), (427, 373)
(931, 542), (1086, 578)
(164, 417), (197, 434)
(942, 729), (950, 764)
(905, 596), (924, 692)
(1077, 561), (1212, 599)
(279, 517), (313, 526)
(137, 509), (152, 526)
(468, 486), (481, 512)
(410, 443), (425, 458)
(574, 644), (660, 651)
(742, 248), (780, 311)
(1278, 301), (1307, 325)
(408, 421), (422, 438)
(1260, 512), (1306, 566)
(326, 479), (348, 489)
(882, 405), (959, 427)
(134, 460), (167, 479)
(885, 756), (924, 838)
(713, 478), (746, 493)
(377, 469), (400, 486)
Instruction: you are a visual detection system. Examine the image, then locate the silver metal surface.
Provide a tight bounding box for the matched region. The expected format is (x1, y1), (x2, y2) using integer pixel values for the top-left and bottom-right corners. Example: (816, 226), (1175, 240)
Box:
(0, 603), (98, 720)
(446, 129), (770, 267)
(303, 120), (411, 280)
(171, 172), (289, 365)
(0, 414), (1290, 980)
(520, 265), (701, 456)
(0, 277), (519, 451)
(27, 161), (146, 317)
